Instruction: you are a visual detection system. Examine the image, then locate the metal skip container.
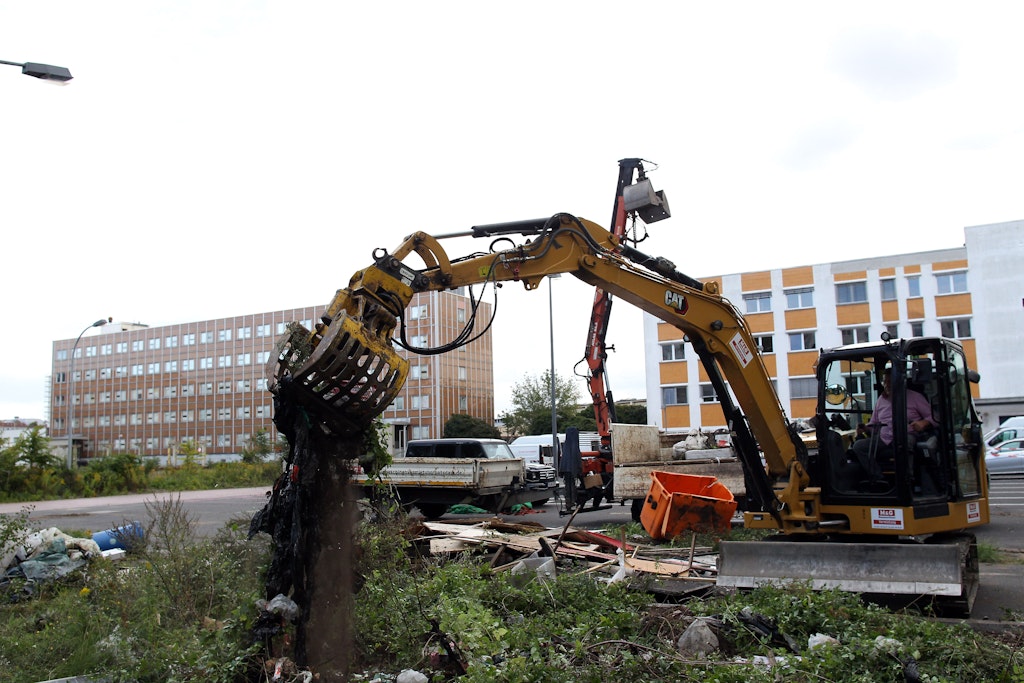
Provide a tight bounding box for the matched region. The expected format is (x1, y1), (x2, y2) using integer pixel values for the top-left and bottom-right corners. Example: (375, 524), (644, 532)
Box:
(639, 470), (737, 539)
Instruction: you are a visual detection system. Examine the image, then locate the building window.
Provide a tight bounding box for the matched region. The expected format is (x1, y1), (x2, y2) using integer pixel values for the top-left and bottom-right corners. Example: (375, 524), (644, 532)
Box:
(256, 378), (268, 391)
(164, 386), (177, 398)
(237, 406), (251, 419)
(85, 346), (97, 357)
(459, 396), (468, 411)
(200, 357), (214, 370)
(785, 288), (814, 310)
(115, 390), (127, 402)
(661, 342), (686, 361)
(182, 359), (195, 371)
(835, 282), (868, 304)
(238, 326), (251, 339)
(408, 304), (428, 320)
(237, 353), (251, 366)
(116, 342), (128, 353)
(218, 408), (232, 420)
(165, 335), (178, 348)
(880, 279), (897, 301)
(200, 331), (214, 344)
(936, 271), (968, 294)
(700, 384), (719, 403)
(885, 323), (899, 338)
(199, 382), (213, 396)
(237, 379), (251, 392)
(410, 335), (428, 348)
(662, 386), (688, 406)
(165, 360), (178, 372)
(257, 324), (272, 337)
(907, 276), (921, 298)
(181, 384), (194, 397)
(458, 366), (467, 380)
(218, 381), (231, 394)
(218, 355), (232, 368)
(99, 416), (110, 427)
(147, 387), (158, 400)
(147, 363), (160, 375)
(940, 318), (972, 339)
(218, 329), (232, 342)
(164, 411), (176, 423)
(790, 377), (817, 399)
(457, 308), (466, 323)
(789, 331), (816, 351)
(257, 351), (270, 364)
(182, 333), (196, 346)
(131, 364), (144, 376)
(84, 369), (97, 380)
(911, 321), (924, 337)
(130, 389), (143, 400)
(199, 409), (212, 421)
(99, 391), (111, 403)
(218, 434), (232, 447)
(100, 367), (112, 379)
(392, 396), (405, 411)
(148, 338), (161, 350)
(132, 340), (144, 352)
(743, 292), (771, 313)
(412, 425), (429, 439)
(256, 405), (271, 418)
(277, 322), (289, 334)
(115, 366), (128, 378)
(100, 343), (112, 356)
(147, 412), (160, 424)
(841, 327), (869, 345)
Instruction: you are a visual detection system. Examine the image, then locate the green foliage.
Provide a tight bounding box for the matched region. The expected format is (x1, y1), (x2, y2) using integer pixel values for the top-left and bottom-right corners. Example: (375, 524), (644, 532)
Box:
(613, 402), (648, 424)
(13, 425), (59, 469)
(501, 370), (582, 437)
(0, 500), (269, 682)
(444, 413), (501, 439)
(240, 428), (275, 464)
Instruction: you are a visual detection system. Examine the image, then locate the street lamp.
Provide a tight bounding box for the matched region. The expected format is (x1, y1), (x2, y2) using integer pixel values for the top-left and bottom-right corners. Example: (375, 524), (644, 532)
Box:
(548, 274), (561, 473)
(0, 59), (73, 82)
(67, 318), (108, 468)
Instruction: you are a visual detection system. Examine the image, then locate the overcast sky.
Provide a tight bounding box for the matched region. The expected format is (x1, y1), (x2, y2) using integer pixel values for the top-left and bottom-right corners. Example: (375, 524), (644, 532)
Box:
(2, 2), (1021, 422)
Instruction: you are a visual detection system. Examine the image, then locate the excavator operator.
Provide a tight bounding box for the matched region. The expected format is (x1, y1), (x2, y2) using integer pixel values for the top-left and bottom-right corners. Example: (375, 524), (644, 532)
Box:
(852, 367), (937, 482)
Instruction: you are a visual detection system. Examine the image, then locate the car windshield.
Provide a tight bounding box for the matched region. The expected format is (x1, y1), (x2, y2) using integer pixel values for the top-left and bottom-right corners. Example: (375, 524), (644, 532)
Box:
(481, 443), (515, 459)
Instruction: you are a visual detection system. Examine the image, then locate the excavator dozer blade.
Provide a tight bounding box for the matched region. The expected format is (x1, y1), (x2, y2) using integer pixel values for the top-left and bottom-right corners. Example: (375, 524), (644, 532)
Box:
(268, 312), (409, 435)
(717, 534), (979, 616)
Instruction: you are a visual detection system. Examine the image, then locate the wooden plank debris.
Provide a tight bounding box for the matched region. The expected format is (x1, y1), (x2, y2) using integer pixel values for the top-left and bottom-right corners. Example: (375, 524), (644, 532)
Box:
(417, 519), (719, 581)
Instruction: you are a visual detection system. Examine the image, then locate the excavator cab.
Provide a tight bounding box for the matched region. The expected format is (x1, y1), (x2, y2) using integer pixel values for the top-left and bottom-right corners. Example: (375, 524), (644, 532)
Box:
(813, 336), (985, 517)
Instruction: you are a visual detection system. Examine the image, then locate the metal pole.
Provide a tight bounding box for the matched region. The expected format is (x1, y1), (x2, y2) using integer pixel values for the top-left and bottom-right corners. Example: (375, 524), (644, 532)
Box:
(67, 319), (108, 468)
(549, 275), (560, 473)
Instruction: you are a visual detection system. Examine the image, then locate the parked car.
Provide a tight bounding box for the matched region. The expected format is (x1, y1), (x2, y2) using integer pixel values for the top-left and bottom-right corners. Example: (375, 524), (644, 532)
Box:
(985, 438), (1024, 477)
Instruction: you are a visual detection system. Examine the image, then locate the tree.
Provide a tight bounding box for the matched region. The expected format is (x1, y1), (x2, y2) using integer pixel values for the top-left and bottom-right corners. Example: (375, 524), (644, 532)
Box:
(613, 402), (648, 425)
(13, 425), (58, 469)
(500, 370), (581, 437)
(241, 429), (274, 464)
(443, 414), (501, 439)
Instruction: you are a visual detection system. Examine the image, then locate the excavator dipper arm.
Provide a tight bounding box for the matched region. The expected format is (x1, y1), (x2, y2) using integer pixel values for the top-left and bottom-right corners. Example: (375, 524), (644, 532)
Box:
(270, 213), (807, 523)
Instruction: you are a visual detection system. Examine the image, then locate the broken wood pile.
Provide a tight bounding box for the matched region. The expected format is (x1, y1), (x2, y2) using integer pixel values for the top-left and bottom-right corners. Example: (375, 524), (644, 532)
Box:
(407, 517), (722, 594)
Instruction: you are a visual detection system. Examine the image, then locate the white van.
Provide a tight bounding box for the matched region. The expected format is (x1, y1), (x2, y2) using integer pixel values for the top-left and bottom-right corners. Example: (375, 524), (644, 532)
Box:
(986, 417), (1024, 448)
(508, 432), (602, 465)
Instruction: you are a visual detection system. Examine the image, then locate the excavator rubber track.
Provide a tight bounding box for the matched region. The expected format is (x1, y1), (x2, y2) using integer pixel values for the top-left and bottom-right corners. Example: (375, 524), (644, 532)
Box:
(267, 312), (409, 435)
(717, 533), (979, 616)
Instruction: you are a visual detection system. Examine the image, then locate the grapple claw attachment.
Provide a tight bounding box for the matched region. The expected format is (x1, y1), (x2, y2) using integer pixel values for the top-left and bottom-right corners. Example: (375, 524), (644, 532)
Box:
(268, 312), (409, 435)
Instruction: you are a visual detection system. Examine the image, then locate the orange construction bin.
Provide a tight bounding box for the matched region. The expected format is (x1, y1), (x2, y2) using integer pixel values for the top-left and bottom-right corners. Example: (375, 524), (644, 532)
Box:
(639, 470), (737, 540)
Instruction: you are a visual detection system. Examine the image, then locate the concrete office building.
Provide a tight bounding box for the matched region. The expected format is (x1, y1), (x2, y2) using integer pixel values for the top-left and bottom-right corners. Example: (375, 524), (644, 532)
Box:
(49, 290), (493, 461)
(644, 219), (1024, 436)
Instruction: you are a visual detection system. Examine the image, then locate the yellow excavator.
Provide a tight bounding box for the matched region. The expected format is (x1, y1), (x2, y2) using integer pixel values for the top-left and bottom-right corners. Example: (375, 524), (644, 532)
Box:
(268, 197), (988, 614)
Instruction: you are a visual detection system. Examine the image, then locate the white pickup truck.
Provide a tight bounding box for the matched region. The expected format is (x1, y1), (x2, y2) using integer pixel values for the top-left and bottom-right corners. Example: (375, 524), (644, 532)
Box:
(351, 438), (558, 520)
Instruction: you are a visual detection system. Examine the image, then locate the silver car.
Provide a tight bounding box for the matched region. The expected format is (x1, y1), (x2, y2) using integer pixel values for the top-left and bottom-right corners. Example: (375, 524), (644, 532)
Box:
(986, 438), (1024, 477)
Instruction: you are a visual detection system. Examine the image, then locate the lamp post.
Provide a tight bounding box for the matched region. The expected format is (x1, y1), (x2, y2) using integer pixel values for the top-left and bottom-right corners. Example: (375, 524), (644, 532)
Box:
(67, 319), (108, 468)
(548, 274), (560, 473)
(0, 59), (73, 82)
